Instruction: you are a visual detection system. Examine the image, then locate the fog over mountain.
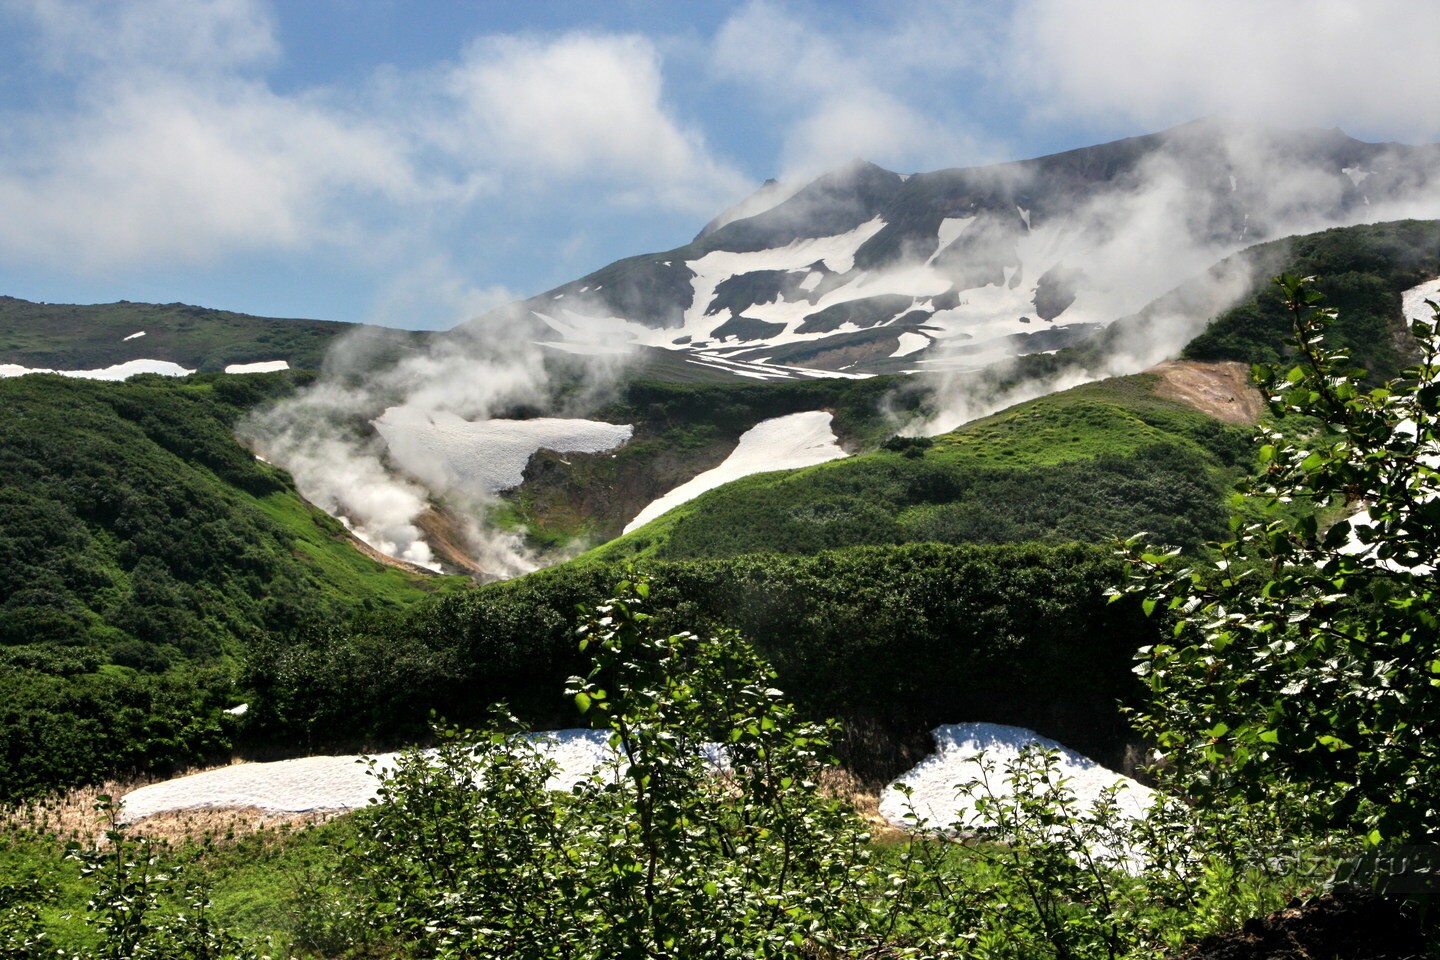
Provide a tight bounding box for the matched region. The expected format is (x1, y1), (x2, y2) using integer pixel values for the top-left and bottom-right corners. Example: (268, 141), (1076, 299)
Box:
(485, 120), (1440, 380)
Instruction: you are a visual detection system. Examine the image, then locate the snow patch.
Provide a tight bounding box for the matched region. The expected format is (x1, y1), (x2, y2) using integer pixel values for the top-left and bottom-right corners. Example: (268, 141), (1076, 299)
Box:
(624, 411), (847, 532)
(224, 360), (290, 374)
(880, 723), (1152, 832)
(120, 730), (620, 822)
(1342, 166), (1372, 186)
(933, 216), (976, 256)
(123, 330), (146, 341)
(1401, 276), (1440, 325)
(373, 407), (632, 496)
(890, 332), (932, 358)
(0, 359), (194, 380)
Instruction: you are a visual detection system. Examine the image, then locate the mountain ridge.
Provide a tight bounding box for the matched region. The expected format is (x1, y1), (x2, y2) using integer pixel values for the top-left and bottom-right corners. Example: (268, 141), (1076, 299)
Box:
(466, 120), (1440, 380)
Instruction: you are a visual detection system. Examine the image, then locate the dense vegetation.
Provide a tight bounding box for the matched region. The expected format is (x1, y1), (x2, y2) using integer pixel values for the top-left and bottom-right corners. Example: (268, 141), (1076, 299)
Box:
(240, 542), (1154, 779)
(585, 373), (1253, 562)
(1128, 277), (1440, 844)
(1182, 219), (1440, 378)
(0, 372), (460, 799)
(501, 370), (923, 546)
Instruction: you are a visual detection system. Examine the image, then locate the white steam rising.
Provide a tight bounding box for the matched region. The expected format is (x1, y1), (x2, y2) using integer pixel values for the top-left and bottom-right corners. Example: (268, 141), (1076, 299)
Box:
(242, 302), (638, 579)
(912, 128), (1440, 434)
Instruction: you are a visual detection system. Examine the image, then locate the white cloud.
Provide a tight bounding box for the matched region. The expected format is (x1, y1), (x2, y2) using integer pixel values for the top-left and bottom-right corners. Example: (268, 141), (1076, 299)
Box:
(0, 4), (749, 285)
(711, 1), (1005, 176)
(0, 78), (421, 269)
(8, 0), (278, 73)
(1010, 0), (1440, 141)
(443, 32), (748, 213)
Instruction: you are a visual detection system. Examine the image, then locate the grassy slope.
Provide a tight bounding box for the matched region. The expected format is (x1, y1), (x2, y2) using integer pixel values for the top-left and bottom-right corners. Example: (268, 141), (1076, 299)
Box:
(582, 373), (1252, 563)
(0, 371), (466, 799)
(0, 296), (424, 372)
(500, 372), (923, 547)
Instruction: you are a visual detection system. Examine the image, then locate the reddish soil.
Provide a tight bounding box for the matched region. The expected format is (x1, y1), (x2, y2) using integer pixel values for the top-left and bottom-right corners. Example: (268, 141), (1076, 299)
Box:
(1148, 359), (1266, 425)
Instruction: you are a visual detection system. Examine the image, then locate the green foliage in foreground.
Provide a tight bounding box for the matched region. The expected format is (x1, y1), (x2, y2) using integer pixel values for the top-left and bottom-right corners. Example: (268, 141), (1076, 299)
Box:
(1124, 277), (1440, 844)
(0, 372), (462, 801)
(585, 372), (1253, 563)
(241, 542), (1154, 776)
(2, 582), (1342, 959)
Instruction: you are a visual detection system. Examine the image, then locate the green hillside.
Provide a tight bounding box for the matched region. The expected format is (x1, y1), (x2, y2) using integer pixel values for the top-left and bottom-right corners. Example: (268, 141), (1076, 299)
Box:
(1182, 218), (1440, 376)
(0, 296), (421, 372)
(499, 372), (922, 547)
(0, 371), (465, 799)
(583, 373), (1253, 563)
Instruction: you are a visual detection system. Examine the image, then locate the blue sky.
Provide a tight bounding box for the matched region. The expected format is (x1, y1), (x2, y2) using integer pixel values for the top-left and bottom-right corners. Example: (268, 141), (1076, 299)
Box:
(0, 0), (1436, 329)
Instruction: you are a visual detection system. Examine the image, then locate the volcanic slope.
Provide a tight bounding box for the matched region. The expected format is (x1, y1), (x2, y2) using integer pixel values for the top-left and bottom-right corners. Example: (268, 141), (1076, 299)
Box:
(582, 370), (1258, 564)
(461, 120), (1440, 378)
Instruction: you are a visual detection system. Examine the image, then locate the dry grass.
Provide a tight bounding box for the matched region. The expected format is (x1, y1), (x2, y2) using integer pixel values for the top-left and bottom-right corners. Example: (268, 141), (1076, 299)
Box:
(0, 764), (340, 847)
(820, 767), (907, 844)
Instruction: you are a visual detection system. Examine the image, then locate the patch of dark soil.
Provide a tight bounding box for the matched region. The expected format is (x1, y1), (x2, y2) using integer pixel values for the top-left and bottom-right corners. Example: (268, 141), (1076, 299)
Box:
(1171, 885), (1431, 960)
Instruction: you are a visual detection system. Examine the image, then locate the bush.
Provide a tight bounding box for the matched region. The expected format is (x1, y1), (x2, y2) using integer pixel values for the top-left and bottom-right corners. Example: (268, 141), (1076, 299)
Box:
(1122, 275), (1440, 844)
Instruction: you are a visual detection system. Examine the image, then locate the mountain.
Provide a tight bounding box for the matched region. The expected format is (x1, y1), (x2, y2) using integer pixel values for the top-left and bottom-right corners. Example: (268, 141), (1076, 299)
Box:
(462, 119), (1440, 378)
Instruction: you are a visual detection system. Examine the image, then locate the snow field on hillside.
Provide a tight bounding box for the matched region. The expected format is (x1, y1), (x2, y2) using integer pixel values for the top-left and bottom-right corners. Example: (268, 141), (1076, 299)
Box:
(531, 212), (1114, 375)
(623, 410), (847, 533)
(0, 359), (195, 379)
(0, 359), (293, 379)
(879, 723), (1152, 833)
(224, 360), (290, 373)
(1402, 276), (1440, 325)
(373, 407), (633, 496)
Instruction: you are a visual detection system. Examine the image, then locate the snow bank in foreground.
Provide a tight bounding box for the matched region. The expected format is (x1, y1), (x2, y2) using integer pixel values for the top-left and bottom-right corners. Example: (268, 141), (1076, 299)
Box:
(224, 360), (290, 374)
(120, 730), (617, 822)
(0, 359), (194, 380)
(624, 410), (847, 533)
(879, 723), (1151, 832)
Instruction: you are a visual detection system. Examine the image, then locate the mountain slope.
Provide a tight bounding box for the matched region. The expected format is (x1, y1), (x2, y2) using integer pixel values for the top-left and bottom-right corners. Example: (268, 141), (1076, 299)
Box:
(462, 120), (1440, 378)
(0, 371), (467, 799)
(580, 371), (1256, 564)
(0, 296), (423, 372)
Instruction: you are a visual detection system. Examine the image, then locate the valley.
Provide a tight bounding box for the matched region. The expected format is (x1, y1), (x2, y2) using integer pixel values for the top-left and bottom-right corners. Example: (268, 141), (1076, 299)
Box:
(4, 120), (1440, 957)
